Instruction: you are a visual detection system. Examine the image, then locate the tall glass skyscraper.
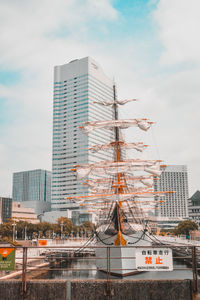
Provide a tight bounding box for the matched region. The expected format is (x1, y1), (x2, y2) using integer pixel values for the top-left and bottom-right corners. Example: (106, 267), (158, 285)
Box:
(12, 169), (51, 203)
(52, 57), (114, 211)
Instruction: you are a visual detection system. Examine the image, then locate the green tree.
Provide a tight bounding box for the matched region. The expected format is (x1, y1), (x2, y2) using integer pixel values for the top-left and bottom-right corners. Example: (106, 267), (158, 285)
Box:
(15, 221), (29, 239)
(0, 220), (13, 239)
(173, 220), (198, 236)
(57, 217), (73, 235)
(81, 221), (95, 232)
(36, 222), (53, 238)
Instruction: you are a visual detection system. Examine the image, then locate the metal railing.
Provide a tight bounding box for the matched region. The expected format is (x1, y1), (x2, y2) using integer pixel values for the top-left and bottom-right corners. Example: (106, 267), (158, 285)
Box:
(0, 244), (199, 299)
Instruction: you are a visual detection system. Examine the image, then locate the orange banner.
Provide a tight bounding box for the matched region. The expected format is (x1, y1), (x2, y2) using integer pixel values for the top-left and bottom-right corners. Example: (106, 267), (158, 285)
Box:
(38, 240), (47, 246)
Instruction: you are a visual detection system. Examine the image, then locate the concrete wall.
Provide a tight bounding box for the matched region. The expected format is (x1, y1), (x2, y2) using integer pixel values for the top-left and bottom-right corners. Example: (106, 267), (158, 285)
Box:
(71, 279), (192, 300)
(0, 280), (67, 300)
(0, 279), (195, 300)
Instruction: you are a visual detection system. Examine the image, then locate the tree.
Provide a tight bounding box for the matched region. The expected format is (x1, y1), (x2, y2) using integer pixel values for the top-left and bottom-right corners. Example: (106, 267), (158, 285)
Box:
(14, 221), (29, 239)
(36, 222), (53, 238)
(0, 220), (13, 239)
(57, 217), (73, 235)
(81, 221), (95, 232)
(173, 220), (198, 236)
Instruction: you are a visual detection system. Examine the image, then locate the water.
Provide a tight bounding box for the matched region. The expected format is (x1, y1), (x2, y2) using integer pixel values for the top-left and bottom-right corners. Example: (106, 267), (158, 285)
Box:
(42, 257), (196, 280)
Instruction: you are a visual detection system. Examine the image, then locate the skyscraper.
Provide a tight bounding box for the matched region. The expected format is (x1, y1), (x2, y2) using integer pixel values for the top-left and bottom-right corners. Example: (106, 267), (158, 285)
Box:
(12, 169), (51, 215)
(154, 165), (189, 218)
(52, 57), (114, 211)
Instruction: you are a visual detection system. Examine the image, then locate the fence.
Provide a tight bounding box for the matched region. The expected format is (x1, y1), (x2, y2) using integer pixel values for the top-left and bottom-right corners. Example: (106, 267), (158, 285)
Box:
(0, 244), (199, 299)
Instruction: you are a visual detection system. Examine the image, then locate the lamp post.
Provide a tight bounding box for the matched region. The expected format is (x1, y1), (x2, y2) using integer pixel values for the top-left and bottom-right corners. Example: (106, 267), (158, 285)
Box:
(24, 226), (27, 240)
(12, 222), (16, 241)
(60, 221), (64, 239)
(82, 225), (86, 238)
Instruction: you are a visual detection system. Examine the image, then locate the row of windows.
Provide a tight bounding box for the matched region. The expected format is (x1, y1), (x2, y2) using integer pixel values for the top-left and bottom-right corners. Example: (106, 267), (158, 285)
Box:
(54, 79), (88, 90)
(54, 101), (88, 111)
(54, 90), (88, 100)
(54, 95), (88, 105)
(54, 87), (88, 98)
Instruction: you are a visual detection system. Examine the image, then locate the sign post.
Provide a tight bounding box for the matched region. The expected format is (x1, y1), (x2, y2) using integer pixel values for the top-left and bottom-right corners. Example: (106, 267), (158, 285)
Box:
(136, 248), (173, 271)
(0, 248), (15, 271)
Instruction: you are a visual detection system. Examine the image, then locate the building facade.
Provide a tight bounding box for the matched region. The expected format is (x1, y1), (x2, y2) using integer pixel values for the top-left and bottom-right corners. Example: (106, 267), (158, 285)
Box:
(154, 165), (189, 218)
(188, 190), (200, 227)
(52, 57), (114, 211)
(0, 197), (12, 223)
(12, 202), (39, 224)
(12, 169), (51, 203)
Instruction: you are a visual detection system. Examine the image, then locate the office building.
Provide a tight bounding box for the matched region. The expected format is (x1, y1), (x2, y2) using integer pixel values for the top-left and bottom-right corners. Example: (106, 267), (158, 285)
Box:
(188, 190), (200, 227)
(52, 57), (114, 211)
(0, 197), (12, 223)
(12, 169), (51, 215)
(154, 165), (188, 218)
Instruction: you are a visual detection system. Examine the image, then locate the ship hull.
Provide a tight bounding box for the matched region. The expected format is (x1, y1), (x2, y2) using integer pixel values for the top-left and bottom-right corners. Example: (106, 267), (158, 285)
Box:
(95, 231), (151, 276)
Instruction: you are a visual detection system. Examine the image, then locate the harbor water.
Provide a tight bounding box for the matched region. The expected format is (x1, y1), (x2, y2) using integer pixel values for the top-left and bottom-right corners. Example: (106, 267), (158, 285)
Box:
(41, 257), (196, 280)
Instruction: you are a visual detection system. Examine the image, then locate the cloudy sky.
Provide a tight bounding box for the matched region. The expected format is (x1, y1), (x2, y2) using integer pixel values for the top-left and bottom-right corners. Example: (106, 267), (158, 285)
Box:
(0, 0), (199, 197)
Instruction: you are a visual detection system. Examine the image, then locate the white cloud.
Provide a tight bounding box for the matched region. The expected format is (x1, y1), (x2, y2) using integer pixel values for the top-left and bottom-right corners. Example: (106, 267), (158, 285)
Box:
(0, 0), (199, 199)
(151, 0), (200, 194)
(0, 0), (119, 196)
(154, 0), (200, 65)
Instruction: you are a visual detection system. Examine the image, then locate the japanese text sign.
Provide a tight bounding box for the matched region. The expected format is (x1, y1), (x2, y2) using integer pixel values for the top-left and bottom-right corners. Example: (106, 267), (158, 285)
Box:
(136, 248), (173, 271)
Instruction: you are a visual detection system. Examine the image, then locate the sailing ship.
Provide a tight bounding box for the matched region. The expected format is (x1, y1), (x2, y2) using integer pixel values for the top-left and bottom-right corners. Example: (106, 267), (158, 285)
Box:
(68, 85), (172, 276)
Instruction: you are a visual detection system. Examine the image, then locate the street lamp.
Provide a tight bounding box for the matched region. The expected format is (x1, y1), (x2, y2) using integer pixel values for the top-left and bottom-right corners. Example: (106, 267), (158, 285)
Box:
(60, 221), (64, 239)
(24, 226), (27, 240)
(12, 222), (16, 241)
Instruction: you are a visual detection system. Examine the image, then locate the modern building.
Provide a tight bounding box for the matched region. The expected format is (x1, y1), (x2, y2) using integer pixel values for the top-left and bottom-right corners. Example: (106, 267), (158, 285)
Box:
(52, 57), (114, 211)
(41, 210), (72, 224)
(188, 190), (200, 227)
(154, 165), (189, 218)
(12, 202), (39, 224)
(71, 210), (98, 225)
(146, 216), (187, 232)
(0, 197), (12, 223)
(41, 209), (97, 225)
(12, 169), (51, 215)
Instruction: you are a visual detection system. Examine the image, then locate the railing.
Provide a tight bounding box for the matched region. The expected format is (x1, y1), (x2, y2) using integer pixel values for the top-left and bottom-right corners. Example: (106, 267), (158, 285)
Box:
(0, 244), (199, 299)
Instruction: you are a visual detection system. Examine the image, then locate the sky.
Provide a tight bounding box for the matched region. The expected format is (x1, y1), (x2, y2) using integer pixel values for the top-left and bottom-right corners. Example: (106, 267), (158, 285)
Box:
(0, 0), (199, 197)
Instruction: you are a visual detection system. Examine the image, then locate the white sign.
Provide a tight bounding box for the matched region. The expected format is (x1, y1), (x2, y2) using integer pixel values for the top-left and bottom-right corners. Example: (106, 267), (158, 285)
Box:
(136, 248), (173, 271)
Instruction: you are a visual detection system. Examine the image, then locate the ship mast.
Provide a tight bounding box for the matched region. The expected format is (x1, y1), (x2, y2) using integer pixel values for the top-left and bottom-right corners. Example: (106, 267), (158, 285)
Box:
(113, 85), (127, 245)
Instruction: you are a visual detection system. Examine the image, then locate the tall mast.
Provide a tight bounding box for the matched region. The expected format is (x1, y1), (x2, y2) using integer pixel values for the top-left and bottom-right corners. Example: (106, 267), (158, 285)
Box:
(113, 85), (119, 146)
(113, 85), (126, 245)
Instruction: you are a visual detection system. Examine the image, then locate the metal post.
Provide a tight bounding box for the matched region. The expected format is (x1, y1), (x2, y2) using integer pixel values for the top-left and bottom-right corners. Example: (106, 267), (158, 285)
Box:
(61, 222), (64, 239)
(24, 226), (27, 240)
(192, 246), (198, 295)
(21, 247), (28, 299)
(12, 222), (16, 241)
(106, 247), (111, 298)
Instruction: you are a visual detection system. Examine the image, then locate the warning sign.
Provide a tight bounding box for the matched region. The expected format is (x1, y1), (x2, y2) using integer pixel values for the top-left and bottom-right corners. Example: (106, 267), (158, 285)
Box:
(136, 248), (173, 271)
(0, 248), (15, 270)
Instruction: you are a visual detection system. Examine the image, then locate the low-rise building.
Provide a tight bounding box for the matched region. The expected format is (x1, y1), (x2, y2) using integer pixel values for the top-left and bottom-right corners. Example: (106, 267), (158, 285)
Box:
(12, 202), (39, 224)
(190, 230), (200, 241)
(146, 216), (187, 232)
(41, 209), (97, 225)
(41, 210), (72, 223)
